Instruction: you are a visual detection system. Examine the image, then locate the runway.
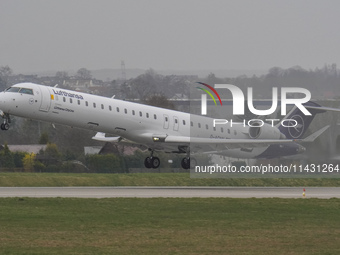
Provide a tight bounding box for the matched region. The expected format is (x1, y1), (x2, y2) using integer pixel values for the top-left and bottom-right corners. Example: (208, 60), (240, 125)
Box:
(0, 187), (339, 198)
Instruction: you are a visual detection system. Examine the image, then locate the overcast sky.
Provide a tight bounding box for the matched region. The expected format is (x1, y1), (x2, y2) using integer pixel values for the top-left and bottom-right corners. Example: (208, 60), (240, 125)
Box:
(1, 0), (340, 74)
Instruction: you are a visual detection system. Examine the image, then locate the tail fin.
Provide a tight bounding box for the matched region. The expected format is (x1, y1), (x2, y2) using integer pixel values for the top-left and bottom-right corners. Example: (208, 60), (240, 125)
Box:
(277, 101), (325, 139)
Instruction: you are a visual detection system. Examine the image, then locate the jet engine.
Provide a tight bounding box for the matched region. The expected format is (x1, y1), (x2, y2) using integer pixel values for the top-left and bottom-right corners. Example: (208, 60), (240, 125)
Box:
(248, 121), (285, 139)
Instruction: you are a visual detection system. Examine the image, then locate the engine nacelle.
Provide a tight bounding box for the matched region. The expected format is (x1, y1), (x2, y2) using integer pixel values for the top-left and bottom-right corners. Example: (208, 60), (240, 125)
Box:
(248, 122), (284, 139)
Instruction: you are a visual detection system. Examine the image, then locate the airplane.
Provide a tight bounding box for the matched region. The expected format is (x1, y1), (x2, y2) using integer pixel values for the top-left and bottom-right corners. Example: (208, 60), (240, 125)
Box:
(0, 82), (336, 169)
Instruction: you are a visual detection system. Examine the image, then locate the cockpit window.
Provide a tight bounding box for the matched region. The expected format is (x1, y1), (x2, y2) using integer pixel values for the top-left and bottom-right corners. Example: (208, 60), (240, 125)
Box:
(6, 87), (34, 95)
(19, 88), (34, 95)
(6, 87), (21, 92)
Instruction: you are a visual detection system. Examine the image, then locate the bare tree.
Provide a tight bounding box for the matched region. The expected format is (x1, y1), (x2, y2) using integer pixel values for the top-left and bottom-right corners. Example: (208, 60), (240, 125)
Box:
(55, 71), (69, 79)
(0, 65), (13, 90)
(76, 68), (92, 79)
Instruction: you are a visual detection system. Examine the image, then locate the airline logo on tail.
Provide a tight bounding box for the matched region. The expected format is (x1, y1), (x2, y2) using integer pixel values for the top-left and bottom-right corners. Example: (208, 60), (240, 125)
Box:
(287, 115), (305, 138)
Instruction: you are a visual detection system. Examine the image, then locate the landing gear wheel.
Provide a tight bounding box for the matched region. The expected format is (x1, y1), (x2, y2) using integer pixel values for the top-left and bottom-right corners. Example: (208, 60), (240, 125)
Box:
(151, 157), (160, 169)
(181, 157), (190, 170)
(1, 123), (9, 130)
(1, 113), (10, 131)
(144, 157), (152, 168)
(144, 157), (161, 169)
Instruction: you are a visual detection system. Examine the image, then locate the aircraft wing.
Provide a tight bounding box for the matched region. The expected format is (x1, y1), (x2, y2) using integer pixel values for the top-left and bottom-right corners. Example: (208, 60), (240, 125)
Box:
(93, 125), (328, 151)
(92, 132), (149, 151)
(92, 132), (122, 142)
(161, 136), (296, 149)
(154, 125), (329, 149)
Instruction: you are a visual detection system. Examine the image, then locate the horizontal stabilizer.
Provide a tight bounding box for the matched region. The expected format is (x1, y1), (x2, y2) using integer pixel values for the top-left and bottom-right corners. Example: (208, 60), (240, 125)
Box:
(301, 125), (329, 142)
(306, 105), (340, 113)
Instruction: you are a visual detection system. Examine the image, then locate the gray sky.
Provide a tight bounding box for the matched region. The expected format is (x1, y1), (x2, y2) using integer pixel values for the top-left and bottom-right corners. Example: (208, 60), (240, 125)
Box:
(1, 0), (340, 74)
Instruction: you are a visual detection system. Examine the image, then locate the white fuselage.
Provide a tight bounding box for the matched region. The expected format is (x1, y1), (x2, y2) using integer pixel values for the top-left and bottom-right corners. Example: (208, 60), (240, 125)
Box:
(0, 83), (282, 158)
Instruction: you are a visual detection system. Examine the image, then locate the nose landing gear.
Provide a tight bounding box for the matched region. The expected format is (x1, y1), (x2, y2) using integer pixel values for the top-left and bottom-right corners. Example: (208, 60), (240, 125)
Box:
(0, 113), (10, 131)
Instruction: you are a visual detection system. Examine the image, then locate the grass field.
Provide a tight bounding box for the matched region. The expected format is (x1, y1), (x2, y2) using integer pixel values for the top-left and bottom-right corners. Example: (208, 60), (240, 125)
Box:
(1, 172), (340, 187)
(0, 197), (339, 254)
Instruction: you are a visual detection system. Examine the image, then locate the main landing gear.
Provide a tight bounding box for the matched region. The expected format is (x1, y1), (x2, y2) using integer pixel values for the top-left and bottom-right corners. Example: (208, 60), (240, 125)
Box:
(180, 157), (196, 170)
(143, 149), (196, 170)
(144, 150), (160, 169)
(0, 113), (10, 130)
(180, 146), (196, 170)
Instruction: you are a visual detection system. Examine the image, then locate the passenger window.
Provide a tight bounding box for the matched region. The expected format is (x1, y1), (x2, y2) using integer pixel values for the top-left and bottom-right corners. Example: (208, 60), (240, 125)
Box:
(154, 114), (157, 120)
(78, 100), (80, 105)
(205, 124), (208, 130)
(86, 101), (88, 106)
(221, 127), (224, 133)
(191, 121), (193, 127)
(70, 98), (73, 103)
(132, 110), (135, 115)
(63, 97), (66, 102)
(198, 123), (201, 128)
(213, 126), (216, 131)
(146, 113), (149, 118)
(116, 107), (120, 112)
(124, 109), (127, 114)
(139, 111), (142, 117)
(109, 106), (112, 111)
(101, 104), (104, 109)
(93, 103), (96, 108)
(183, 120), (186, 125)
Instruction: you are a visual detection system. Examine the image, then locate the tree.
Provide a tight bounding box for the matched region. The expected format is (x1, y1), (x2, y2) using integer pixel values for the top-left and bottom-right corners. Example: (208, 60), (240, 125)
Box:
(142, 94), (176, 110)
(44, 143), (61, 160)
(127, 69), (158, 99)
(206, 73), (223, 85)
(39, 132), (49, 144)
(0, 65), (13, 90)
(76, 68), (92, 79)
(0, 143), (15, 168)
(55, 71), (69, 79)
(23, 153), (36, 172)
(0, 65), (13, 78)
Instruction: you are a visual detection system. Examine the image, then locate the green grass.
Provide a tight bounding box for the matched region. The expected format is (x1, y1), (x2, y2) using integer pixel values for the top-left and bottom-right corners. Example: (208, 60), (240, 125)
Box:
(0, 172), (340, 187)
(0, 197), (339, 254)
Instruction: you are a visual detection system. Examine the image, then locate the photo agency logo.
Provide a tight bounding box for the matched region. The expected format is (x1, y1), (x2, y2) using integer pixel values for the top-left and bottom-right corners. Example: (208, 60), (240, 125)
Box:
(195, 82), (312, 128)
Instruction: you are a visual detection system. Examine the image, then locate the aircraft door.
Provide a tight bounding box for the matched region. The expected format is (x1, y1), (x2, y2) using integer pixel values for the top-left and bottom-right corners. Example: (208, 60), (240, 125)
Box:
(173, 116), (179, 131)
(163, 114), (169, 129)
(38, 86), (51, 112)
